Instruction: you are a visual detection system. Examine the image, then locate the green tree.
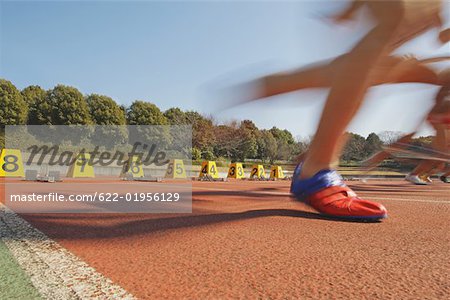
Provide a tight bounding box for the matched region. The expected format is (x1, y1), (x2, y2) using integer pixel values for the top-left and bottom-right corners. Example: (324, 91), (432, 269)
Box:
(213, 124), (236, 159)
(86, 94), (126, 125)
(127, 100), (168, 125)
(86, 94), (128, 149)
(0, 79), (28, 126)
(211, 121), (257, 161)
(238, 131), (257, 161)
(22, 85), (46, 124)
(259, 130), (277, 163)
(341, 132), (366, 161)
(164, 108), (193, 158)
(21, 85), (46, 107)
(28, 90), (53, 125)
(252, 125), (268, 161)
(185, 111), (215, 151)
(364, 132), (382, 157)
(238, 121), (258, 160)
(202, 149), (215, 160)
(127, 100), (171, 148)
(28, 85), (92, 146)
(119, 105), (127, 117)
(240, 120), (258, 135)
(192, 147), (202, 160)
(269, 126), (296, 161)
(164, 107), (187, 125)
(269, 127), (295, 145)
(27, 85), (92, 144)
(48, 85), (92, 125)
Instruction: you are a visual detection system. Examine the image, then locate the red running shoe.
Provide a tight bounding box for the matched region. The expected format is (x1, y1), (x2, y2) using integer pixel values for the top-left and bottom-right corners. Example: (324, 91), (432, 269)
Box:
(290, 164), (387, 220)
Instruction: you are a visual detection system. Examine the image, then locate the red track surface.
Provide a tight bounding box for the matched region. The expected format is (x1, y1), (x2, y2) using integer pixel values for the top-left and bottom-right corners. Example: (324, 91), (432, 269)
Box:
(3, 179), (450, 299)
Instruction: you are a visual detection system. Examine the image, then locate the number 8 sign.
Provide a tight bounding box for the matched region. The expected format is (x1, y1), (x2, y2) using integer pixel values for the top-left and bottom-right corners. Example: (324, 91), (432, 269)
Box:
(0, 149), (25, 177)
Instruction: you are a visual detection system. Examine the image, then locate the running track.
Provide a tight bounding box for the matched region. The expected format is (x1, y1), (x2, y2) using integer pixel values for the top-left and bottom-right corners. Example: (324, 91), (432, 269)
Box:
(4, 180), (450, 299)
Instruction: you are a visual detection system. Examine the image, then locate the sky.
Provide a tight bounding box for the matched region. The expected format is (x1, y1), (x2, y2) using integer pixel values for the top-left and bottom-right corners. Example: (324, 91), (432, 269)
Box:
(1, 0), (449, 140)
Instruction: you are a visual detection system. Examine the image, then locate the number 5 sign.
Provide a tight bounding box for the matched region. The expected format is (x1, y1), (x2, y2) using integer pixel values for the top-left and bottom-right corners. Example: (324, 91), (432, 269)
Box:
(0, 149), (25, 177)
(165, 159), (186, 179)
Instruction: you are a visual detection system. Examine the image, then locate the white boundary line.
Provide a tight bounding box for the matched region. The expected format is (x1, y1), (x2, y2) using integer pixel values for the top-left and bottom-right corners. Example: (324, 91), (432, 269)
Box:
(0, 204), (136, 300)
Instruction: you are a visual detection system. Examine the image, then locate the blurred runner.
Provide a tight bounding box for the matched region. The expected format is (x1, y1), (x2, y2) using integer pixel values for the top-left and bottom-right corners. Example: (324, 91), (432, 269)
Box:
(363, 70), (449, 184)
(405, 69), (450, 184)
(290, 1), (447, 220)
(225, 0), (447, 220)
(234, 55), (444, 103)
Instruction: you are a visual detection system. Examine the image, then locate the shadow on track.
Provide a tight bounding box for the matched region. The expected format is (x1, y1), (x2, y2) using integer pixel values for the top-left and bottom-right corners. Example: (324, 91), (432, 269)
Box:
(20, 208), (380, 240)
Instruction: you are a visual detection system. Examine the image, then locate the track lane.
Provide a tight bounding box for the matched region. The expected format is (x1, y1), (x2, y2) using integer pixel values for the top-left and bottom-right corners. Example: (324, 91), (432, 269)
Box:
(2, 179), (449, 299)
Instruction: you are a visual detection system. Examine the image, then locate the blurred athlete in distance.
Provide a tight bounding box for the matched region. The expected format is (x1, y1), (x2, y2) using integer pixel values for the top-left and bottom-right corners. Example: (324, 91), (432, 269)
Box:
(405, 69), (450, 184)
(363, 69), (450, 185)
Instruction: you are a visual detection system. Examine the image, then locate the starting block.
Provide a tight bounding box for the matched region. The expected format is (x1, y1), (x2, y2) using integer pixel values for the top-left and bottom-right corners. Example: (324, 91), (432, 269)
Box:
(37, 171), (62, 183)
(48, 171), (61, 182)
(165, 159), (187, 179)
(249, 164), (266, 180)
(227, 163), (245, 179)
(67, 152), (95, 178)
(196, 174), (226, 182)
(25, 170), (62, 183)
(270, 166), (285, 179)
(25, 170), (38, 181)
(0, 149), (25, 178)
(197, 161), (226, 181)
(199, 161), (219, 179)
(123, 172), (162, 182)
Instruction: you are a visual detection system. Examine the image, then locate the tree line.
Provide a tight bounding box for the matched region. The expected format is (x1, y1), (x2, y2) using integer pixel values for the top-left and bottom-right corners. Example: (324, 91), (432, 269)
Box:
(0, 79), (431, 163)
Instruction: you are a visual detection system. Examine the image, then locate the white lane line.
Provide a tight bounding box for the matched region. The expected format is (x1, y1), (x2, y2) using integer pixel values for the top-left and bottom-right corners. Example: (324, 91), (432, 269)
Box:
(0, 204), (136, 300)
